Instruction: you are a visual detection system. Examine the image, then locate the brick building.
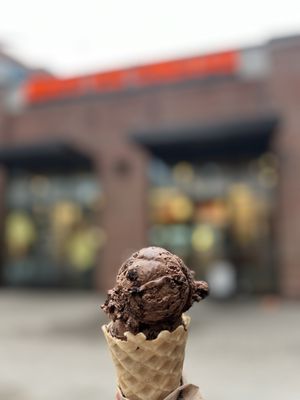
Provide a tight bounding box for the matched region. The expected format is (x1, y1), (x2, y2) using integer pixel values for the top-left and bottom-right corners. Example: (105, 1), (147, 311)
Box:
(0, 35), (299, 297)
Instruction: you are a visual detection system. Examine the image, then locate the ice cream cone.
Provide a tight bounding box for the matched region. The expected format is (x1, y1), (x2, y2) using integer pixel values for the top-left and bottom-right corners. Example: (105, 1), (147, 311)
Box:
(102, 315), (191, 400)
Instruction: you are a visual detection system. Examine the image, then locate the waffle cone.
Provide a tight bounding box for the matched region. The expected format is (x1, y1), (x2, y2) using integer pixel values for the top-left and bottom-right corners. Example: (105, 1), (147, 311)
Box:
(102, 315), (190, 400)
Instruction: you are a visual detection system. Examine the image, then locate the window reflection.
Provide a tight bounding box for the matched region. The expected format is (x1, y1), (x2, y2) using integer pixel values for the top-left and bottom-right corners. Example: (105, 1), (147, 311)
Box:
(148, 153), (277, 296)
(4, 172), (104, 288)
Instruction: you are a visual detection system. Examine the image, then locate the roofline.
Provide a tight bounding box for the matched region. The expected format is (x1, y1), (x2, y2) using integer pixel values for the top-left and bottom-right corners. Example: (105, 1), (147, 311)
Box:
(22, 49), (239, 104)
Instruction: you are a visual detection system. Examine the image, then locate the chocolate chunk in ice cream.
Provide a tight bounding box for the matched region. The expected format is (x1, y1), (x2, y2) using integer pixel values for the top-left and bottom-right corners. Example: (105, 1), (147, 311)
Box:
(101, 246), (209, 340)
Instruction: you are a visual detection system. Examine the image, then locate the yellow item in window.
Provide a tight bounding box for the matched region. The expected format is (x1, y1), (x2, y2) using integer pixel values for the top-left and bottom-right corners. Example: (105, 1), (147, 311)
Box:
(5, 212), (36, 255)
(66, 227), (106, 271)
(169, 195), (194, 222)
(52, 202), (82, 229)
(192, 224), (215, 253)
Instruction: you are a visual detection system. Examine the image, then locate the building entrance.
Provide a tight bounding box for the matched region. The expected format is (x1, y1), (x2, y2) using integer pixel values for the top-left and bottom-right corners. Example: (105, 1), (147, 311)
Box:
(4, 171), (104, 288)
(148, 154), (277, 296)
(1, 143), (104, 288)
(136, 115), (278, 297)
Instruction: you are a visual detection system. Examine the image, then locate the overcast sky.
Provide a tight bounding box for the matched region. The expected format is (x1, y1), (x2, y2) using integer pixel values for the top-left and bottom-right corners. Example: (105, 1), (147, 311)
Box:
(0, 0), (299, 77)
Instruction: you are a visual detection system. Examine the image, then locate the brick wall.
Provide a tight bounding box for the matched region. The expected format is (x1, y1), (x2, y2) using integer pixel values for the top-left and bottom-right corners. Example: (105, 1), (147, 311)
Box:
(6, 76), (273, 290)
(268, 39), (300, 298)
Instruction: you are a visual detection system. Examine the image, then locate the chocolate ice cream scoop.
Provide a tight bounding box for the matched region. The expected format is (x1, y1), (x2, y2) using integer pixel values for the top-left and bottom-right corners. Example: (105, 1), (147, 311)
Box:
(101, 247), (208, 339)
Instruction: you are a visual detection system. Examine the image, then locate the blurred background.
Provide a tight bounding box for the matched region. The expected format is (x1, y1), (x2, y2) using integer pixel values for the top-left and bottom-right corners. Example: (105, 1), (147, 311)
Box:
(0, 1), (300, 399)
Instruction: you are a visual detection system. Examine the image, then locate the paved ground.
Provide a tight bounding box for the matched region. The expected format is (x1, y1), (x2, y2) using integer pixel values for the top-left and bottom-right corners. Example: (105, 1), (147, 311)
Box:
(0, 290), (299, 400)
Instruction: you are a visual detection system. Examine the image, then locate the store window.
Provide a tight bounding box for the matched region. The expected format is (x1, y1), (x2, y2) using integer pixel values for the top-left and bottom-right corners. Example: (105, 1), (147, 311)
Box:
(148, 153), (278, 297)
(4, 172), (104, 288)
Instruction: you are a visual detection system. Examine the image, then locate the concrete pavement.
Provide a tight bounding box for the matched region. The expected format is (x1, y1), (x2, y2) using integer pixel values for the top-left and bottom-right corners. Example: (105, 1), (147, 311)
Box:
(0, 290), (299, 400)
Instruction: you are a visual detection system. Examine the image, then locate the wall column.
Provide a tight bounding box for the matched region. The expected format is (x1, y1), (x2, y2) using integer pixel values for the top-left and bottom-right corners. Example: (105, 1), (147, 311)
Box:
(269, 39), (300, 297)
(94, 140), (149, 291)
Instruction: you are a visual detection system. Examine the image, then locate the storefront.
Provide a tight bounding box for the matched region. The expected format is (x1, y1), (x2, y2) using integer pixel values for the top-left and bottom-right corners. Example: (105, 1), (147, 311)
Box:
(1, 143), (104, 288)
(137, 115), (279, 296)
(1, 35), (300, 296)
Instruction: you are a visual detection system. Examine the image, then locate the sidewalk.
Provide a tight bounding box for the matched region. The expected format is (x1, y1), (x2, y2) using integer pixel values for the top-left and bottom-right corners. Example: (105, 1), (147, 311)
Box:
(0, 290), (299, 400)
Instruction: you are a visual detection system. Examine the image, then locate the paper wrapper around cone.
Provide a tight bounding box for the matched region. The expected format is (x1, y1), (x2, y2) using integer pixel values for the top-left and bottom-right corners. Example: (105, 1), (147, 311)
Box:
(102, 315), (191, 400)
(115, 380), (204, 400)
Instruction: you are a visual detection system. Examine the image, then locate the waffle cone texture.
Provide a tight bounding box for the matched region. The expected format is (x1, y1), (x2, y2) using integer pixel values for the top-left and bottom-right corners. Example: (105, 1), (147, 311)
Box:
(102, 315), (190, 400)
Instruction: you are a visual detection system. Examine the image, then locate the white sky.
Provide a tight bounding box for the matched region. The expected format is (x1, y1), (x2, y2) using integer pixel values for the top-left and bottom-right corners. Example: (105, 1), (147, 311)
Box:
(0, 0), (300, 77)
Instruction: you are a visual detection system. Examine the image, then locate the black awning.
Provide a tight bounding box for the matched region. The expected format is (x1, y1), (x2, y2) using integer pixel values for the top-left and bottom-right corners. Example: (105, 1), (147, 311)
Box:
(132, 114), (279, 162)
(0, 141), (92, 173)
